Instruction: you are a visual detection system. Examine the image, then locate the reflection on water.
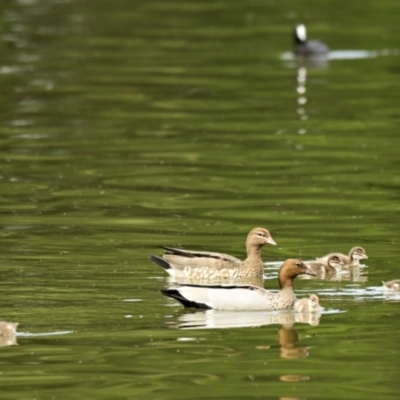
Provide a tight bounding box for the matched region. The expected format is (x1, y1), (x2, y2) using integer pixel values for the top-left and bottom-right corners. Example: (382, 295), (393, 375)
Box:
(165, 309), (321, 330)
(277, 325), (310, 359)
(281, 49), (400, 66)
(0, 0), (399, 399)
(296, 66), (308, 134)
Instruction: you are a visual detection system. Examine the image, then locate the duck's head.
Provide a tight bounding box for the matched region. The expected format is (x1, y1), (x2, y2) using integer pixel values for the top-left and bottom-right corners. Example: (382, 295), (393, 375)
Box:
(309, 294), (320, 304)
(327, 254), (346, 269)
(279, 259), (316, 288)
(246, 227), (277, 249)
(294, 24), (307, 44)
(349, 246), (368, 261)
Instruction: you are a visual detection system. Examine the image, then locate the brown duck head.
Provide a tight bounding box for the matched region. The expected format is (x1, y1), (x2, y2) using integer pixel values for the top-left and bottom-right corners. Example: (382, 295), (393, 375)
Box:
(278, 259), (316, 289)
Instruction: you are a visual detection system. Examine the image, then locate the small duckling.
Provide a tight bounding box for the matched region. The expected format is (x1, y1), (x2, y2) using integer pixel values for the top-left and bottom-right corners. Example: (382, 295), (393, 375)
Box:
(294, 294), (321, 313)
(316, 246), (368, 267)
(306, 254), (345, 275)
(0, 321), (18, 336)
(382, 279), (400, 291)
(0, 322), (18, 347)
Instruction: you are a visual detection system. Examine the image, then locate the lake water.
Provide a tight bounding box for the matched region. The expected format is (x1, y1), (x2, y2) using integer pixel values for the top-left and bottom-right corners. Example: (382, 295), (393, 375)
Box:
(0, 0), (399, 399)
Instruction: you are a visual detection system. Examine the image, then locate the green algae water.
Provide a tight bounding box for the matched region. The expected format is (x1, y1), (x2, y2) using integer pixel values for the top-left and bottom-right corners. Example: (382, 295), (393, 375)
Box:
(0, 0), (399, 399)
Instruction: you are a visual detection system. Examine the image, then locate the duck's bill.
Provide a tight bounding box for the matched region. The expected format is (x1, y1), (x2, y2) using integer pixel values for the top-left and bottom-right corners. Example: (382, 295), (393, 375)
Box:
(305, 267), (317, 276)
(266, 237), (277, 246)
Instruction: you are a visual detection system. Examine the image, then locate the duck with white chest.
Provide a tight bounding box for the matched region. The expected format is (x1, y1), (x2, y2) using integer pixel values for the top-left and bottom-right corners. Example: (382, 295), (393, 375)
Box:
(161, 259), (316, 311)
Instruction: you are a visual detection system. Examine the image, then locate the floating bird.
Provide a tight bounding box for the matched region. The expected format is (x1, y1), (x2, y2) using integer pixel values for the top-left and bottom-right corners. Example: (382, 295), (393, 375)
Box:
(316, 246), (368, 267)
(161, 259), (316, 311)
(382, 279), (400, 290)
(306, 254), (346, 274)
(294, 294), (321, 313)
(149, 227), (276, 280)
(293, 24), (329, 57)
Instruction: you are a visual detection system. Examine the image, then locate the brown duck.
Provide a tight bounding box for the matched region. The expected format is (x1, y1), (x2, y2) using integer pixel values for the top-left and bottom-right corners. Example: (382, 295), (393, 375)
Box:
(160, 259), (316, 311)
(149, 227), (276, 280)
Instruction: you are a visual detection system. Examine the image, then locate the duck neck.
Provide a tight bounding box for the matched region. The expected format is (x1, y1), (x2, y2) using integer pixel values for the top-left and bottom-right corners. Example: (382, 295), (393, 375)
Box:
(245, 244), (262, 261)
(278, 274), (294, 290)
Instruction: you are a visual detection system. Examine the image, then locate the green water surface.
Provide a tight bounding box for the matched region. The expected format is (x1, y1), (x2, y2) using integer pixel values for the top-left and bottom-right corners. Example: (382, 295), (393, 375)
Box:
(0, 0), (399, 399)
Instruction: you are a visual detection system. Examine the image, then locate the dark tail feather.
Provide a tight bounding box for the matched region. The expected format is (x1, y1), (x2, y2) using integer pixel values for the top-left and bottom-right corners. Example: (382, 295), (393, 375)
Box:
(161, 288), (211, 309)
(160, 246), (196, 258)
(149, 254), (171, 270)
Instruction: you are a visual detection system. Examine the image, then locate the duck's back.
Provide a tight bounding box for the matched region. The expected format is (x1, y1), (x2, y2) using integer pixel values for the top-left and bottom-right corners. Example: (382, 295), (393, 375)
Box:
(294, 40), (329, 57)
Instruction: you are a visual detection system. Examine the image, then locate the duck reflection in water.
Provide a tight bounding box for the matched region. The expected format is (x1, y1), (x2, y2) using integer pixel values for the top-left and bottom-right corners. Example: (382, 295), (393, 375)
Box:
(166, 311), (316, 359)
(0, 321), (18, 347)
(165, 308), (320, 330)
(277, 324), (310, 359)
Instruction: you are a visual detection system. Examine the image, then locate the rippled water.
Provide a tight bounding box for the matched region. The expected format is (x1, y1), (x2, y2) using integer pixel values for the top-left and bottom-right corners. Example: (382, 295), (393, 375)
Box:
(0, 0), (399, 399)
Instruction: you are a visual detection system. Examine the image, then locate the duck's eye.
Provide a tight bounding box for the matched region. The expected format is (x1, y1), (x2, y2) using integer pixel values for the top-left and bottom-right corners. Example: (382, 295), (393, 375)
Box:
(257, 233), (265, 237)
(295, 262), (302, 267)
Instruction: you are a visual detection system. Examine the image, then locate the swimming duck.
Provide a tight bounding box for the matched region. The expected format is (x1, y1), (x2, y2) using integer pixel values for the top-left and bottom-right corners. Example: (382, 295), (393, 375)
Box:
(306, 254), (346, 274)
(149, 227), (276, 280)
(382, 279), (400, 290)
(160, 259), (316, 311)
(0, 321), (18, 347)
(0, 321), (18, 336)
(316, 246), (368, 267)
(294, 294), (321, 313)
(293, 24), (329, 57)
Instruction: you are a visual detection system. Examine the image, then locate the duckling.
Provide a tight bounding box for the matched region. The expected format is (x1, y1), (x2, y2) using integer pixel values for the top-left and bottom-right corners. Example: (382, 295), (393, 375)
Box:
(0, 322), (18, 347)
(294, 294), (321, 313)
(316, 246), (368, 267)
(382, 279), (400, 291)
(306, 254), (346, 274)
(0, 321), (18, 336)
(160, 259), (316, 311)
(150, 227), (276, 280)
(293, 24), (329, 57)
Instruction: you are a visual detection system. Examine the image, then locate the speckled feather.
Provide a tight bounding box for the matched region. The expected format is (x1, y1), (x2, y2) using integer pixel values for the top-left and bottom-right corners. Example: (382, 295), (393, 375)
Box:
(149, 227), (276, 280)
(161, 259), (316, 311)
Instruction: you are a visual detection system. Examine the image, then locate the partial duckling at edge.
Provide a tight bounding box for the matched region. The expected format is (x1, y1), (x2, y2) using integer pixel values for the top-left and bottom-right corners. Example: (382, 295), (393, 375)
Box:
(382, 279), (400, 291)
(149, 227), (276, 280)
(161, 259), (316, 311)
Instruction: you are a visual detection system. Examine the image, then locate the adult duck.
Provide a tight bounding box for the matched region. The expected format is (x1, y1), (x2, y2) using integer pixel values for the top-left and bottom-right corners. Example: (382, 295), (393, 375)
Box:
(160, 259), (315, 310)
(149, 227), (276, 280)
